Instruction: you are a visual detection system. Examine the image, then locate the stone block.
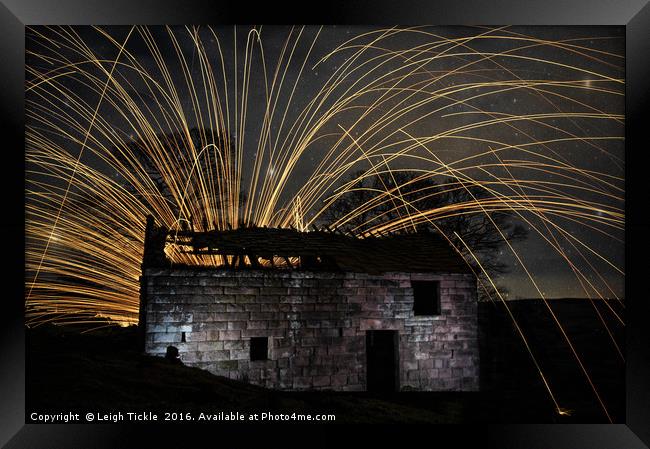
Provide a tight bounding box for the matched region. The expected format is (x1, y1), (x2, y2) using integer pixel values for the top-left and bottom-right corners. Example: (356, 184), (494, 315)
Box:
(230, 349), (249, 360)
(293, 377), (313, 389)
(255, 295), (281, 303)
(242, 329), (286, 338)
(198, 341), (222, 351)
(268, 320), (289, 329)
(418, 359), (434, 369)
(450, 357), (473, 368)
(260, 287), (288, 296)
(208, 304), (227, 312)
(313, 375), (331, 387)
(166, 324), (192, 333)
(149, 324), (166, 333)
(222, 340), (245, 350)
(404, 360), (418, 371)
(201, 350), (231, 362)
(240, 278), (266, 287)
(203, 322), (228, 332)
(152, 332), (178, 343)
(213, 295), (236, 304)
(250, 312), (284, 321)
(185, 331), (207, 342)
(226, 304), (245, 312)
(215, 312), (248, 321)
(280, 295), (303, 304)
(330, 374), (348, 387)
(246, 320), (268, 329)
(227, 321), (247, 330)
(218, 330), (242, 340)
(407, 370), (420, 381)
(236, 295), (258, 304)
(216, 360), (239, 370)
(263, 278), (284, 287)
(224, 287), (259, 295)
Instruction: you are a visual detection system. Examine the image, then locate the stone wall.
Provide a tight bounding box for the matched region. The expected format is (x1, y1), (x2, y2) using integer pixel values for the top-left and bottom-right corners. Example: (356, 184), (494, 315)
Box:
(142, 269), (479, 391)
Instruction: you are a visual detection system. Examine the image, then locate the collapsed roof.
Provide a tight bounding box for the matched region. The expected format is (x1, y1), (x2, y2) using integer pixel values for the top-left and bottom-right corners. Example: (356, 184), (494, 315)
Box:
(160, 226), (472, 274)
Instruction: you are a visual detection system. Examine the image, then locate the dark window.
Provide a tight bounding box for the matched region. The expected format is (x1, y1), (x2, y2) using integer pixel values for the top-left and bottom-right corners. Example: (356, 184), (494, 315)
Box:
(181, 332), (186, 343)
(412, 280), (441, 316)
(250, 337), (268, 361)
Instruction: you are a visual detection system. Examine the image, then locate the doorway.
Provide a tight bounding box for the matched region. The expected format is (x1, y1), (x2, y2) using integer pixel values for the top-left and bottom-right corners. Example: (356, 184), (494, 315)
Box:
(366, 330), (399, 392)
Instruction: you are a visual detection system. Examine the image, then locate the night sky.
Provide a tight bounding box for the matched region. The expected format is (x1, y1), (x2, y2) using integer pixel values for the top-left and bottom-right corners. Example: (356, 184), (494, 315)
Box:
(26, 25), (624, 303)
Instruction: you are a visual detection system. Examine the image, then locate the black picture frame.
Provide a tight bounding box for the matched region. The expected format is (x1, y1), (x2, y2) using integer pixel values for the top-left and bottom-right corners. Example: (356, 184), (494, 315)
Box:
(2, 1), (648, 447)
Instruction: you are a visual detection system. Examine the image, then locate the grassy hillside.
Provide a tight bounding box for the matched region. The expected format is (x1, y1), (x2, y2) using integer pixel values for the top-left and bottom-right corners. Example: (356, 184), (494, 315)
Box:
(479, 298), (625, 422)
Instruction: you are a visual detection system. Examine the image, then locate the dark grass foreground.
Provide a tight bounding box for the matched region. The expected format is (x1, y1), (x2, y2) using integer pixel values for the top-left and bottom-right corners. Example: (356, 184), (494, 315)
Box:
(26, 299), (624, 423)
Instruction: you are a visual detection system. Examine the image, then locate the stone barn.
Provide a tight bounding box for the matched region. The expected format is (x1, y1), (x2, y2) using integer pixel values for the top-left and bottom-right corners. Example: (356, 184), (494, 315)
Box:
(140, 217), (480, 392)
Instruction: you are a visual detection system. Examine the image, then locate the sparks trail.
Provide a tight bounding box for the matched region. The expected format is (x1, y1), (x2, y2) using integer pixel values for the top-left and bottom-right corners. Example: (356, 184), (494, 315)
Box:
(26, 26), (624, 420)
